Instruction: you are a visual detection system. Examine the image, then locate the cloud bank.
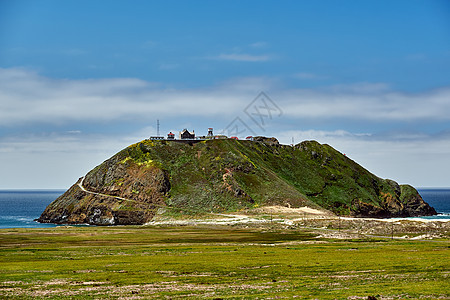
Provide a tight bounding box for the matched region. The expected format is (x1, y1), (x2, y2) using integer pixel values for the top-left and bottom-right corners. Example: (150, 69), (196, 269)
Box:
(279, 84), (450, 122)
(1, 68), (449, 128)
(0, 68), (267, 126)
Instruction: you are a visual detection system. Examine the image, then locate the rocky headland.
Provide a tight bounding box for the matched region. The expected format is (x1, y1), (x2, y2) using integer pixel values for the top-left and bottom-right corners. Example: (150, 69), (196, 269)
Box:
(38, 138), (436, 225)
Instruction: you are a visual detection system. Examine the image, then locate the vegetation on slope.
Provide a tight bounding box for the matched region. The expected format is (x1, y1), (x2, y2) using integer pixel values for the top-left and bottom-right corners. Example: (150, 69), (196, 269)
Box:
(38, 138), (436, 225)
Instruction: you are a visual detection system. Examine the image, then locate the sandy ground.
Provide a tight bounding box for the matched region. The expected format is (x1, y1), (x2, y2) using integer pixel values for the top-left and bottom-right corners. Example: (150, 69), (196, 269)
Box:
(147, 205), (331, 226)
(253, 205), (333, 216)
(146, 205), (449, 240)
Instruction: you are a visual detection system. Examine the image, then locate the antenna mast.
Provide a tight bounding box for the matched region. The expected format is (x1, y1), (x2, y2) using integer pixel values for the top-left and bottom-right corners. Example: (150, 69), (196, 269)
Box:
(157, 119), (160, 137)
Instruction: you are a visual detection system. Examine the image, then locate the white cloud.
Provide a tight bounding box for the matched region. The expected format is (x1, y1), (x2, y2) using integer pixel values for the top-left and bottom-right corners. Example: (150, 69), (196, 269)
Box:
(325, 82), (391, 93)
(0, 130), (154, 189)
(1, 68), (449, 128)
(213, 53), (271, 62)
(0, 68), (270, 126)
(249, 42), (268, 48)
(0, 131), (139, 155)
(1, 67), (450, 127)
(279, 84), (450, 122)
(277, 129), (370, 143)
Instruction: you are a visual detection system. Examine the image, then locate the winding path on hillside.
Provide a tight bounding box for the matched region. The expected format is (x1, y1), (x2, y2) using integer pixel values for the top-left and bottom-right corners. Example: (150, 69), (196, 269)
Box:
(77, 176), (134, 202)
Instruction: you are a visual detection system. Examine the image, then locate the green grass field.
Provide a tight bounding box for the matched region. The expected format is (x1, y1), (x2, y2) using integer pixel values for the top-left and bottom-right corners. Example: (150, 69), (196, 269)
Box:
(0, 226), (448, 299)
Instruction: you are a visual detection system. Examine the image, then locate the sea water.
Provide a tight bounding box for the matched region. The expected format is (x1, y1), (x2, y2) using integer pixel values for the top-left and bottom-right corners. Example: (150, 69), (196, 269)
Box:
(415, 189), (450, 220)
(0, 190), (64, 229)
(0, 189), (449, 228)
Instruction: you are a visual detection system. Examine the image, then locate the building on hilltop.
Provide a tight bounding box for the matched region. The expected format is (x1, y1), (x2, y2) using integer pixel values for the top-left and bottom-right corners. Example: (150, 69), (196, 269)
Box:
(150, 136), (164, 140)
(152, 127), (228, 141)
(198, 128), (214, 140)
(179, 129), (195, 139)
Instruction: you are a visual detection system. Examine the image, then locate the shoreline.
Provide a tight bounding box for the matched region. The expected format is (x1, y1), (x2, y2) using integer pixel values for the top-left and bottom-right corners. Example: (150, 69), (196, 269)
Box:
(341, 215), (450, 223)
(141, 205), (450, 240)
(1, 205), (449, 230)
(1, 216), (448, 241)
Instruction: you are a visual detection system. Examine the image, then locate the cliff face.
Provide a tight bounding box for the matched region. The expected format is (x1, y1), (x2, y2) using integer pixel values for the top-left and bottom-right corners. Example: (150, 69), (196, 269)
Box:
(38, 139), (436, 225)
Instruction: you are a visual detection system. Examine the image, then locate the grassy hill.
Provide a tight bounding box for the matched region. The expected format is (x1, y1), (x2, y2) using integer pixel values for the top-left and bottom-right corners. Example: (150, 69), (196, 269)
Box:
(38, 138), (436, 225)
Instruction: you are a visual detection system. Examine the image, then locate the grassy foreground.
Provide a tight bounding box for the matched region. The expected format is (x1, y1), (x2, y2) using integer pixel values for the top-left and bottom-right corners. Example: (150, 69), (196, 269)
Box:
(0, 226), (448, 299)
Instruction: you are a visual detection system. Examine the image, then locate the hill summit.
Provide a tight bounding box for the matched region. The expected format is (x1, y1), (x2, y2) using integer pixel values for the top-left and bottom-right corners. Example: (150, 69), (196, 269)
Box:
(38, 138), (436, 225)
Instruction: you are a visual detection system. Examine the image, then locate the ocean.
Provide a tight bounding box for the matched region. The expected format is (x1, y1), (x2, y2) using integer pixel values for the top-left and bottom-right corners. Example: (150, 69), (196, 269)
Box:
(0, 189), (449, 229)
(415, 189), (450, 220)
(0, 190), (64, 229)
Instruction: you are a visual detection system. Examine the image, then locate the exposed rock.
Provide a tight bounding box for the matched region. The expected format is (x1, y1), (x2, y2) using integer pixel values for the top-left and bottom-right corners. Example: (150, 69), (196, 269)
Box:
(399, 184), (437, 217)
(253, 136), (279, 146)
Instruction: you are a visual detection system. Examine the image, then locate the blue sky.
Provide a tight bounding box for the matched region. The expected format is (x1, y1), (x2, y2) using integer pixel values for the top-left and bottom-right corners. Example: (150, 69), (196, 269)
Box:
(1, 0), (450, 189)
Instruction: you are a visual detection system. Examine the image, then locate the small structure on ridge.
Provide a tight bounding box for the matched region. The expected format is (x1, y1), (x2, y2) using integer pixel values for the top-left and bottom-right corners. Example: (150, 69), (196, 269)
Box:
(179, 129), (195, 140)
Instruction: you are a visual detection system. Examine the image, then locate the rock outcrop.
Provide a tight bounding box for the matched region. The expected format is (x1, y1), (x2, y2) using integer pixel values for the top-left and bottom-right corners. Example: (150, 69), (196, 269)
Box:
(38, 138), (436, 225)
(252, 136), (280, 146)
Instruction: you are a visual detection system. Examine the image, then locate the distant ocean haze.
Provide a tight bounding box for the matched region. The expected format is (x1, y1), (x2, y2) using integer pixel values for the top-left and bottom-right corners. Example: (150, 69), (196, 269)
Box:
(0, 189), (449, 228)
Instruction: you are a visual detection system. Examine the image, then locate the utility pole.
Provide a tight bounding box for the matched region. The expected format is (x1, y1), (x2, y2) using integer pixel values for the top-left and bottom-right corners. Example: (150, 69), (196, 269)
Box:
(157, 119), (160, 137)
(391, 222), (394, 240)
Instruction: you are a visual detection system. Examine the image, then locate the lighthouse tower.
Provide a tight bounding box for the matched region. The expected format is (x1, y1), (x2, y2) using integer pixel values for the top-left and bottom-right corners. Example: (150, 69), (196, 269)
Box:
(207, 128), (213, 137)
